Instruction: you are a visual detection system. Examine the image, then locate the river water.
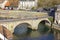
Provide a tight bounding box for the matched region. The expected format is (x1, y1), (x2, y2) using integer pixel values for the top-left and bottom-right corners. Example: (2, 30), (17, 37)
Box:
(13, 24), (55, 40)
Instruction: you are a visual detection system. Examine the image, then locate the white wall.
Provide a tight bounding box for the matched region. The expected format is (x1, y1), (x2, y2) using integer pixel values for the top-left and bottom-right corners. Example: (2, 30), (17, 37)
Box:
(18, 1), (37, 9)
(55, 10), (60, 24)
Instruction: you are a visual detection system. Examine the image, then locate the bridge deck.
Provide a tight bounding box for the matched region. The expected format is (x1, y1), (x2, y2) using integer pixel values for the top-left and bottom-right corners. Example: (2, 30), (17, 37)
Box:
(0, 10), (48, 18)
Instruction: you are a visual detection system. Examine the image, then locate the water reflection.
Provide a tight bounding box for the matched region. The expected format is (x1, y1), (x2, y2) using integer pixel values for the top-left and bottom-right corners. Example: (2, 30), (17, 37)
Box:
(13, 24), (54, 40)
(38, 23), (49, 34)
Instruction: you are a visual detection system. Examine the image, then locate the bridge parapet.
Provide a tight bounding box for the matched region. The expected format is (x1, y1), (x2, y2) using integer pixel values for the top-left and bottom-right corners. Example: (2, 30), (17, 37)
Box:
(0, 10), (48, 19)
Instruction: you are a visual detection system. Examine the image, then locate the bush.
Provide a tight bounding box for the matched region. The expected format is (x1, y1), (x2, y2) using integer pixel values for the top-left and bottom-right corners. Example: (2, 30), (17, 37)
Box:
(48, 17), (53, 22)
(31, 7), (35, 10)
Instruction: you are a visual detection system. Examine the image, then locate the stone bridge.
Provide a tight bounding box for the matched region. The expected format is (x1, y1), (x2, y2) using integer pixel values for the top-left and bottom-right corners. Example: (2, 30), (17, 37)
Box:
(0, 17), (51, 33)
(0, 11), (51, 34)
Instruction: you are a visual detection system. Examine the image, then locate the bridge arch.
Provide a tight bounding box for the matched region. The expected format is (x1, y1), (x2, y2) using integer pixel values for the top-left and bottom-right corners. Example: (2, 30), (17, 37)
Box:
(37, 19), (51, 32)
(38, 18), (51, 26)
(14, 23), (32, 35)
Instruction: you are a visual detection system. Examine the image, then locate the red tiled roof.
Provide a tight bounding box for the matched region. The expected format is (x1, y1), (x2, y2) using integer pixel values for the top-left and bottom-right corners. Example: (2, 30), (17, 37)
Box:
(5, 1), (10, 6)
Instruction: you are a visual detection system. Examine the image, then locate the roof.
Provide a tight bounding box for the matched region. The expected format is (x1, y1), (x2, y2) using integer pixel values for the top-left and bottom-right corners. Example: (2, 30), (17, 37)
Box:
(5, 1), (10, 6)
(9, 0), (19, 7)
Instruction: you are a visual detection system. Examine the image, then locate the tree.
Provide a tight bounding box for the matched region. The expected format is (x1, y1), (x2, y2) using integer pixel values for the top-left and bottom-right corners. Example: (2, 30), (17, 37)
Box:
(37, 0), (60, 8)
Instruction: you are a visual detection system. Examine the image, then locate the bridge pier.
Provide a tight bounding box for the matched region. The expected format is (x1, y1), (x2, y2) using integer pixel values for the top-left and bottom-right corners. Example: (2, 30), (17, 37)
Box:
(31, 24), (38, 30)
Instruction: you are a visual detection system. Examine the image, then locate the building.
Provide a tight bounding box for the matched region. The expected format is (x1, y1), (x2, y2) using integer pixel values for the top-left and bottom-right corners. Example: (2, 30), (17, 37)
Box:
(0, 0), (11, 9)
(55, 5), (60, 24)
(17, 0), (37, 10)
(0, 0), (5, 9)
(0, 0), (18, 9)
(4, 0), (11, 9)
(0, 0), (37, 10)
(9, 0), (19, 9)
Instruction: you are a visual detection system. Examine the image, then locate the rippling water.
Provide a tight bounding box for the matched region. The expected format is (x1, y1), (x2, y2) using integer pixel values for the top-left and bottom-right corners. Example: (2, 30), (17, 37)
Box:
(13, 24), (55, 40)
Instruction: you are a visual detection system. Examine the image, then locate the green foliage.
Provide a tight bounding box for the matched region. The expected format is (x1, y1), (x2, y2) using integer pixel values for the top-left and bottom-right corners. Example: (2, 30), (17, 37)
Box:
(0, 7), (1, 9)
(31, 7), (35, 10)
(48, 17), (53, 22)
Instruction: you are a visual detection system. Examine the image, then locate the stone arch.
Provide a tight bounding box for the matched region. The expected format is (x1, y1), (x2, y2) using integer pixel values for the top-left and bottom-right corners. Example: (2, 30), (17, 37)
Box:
(37, 19), (51, 32)
(38, 19), (51, 25)
(40, 20), (51, 24)
(37, 19), (51, 29)
(14, 23), (32, 35)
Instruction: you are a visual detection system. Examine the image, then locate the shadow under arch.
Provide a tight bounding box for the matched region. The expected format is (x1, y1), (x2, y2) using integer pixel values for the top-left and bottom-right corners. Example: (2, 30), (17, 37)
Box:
(40, 20), (50, 24)
(38, 20), (51, 33)
(14, 23), (32, 35)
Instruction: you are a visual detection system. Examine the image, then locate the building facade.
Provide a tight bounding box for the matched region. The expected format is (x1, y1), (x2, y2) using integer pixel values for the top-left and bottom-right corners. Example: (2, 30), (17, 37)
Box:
(55, 5), (60, 24)
(55, 9), (60, 24)
(0, 0), (10, 9)
(17, 0), (37, 10)
(0, 0), (37, 10)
